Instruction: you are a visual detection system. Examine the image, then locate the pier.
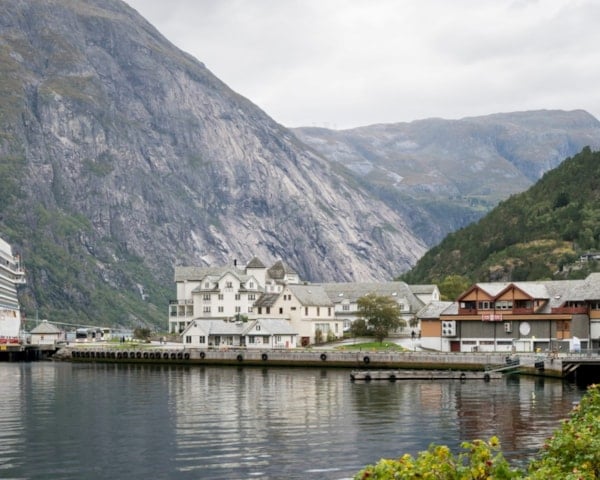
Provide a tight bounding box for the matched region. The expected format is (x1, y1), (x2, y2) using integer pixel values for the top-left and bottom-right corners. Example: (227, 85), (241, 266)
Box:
(52, 344), (600, 380)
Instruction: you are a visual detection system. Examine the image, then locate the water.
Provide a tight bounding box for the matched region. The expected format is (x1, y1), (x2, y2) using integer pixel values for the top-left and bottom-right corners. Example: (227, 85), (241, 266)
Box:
(0, 363), (586, 480)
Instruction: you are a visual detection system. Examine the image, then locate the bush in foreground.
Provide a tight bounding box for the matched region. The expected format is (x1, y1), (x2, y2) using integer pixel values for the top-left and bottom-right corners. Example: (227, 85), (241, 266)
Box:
(354, 384), (600, 480)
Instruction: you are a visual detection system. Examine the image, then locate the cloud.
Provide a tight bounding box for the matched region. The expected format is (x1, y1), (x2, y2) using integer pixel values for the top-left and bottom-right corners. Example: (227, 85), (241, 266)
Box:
(126, 0), (600, 129)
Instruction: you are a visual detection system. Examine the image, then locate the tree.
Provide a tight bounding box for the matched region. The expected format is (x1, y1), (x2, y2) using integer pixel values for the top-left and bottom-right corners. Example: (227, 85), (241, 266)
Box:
(350, 318), (370, 337)
(357, 293), (404, 343)
(438, 275), (471, 301)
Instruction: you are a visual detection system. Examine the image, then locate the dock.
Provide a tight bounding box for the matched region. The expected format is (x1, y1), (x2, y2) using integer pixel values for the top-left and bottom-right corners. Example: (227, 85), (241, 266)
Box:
(350, 369), (502, 382)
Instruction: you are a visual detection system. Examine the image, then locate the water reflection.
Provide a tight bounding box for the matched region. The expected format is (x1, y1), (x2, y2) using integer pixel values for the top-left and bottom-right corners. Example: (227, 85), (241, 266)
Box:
(0, 363), (587, 480)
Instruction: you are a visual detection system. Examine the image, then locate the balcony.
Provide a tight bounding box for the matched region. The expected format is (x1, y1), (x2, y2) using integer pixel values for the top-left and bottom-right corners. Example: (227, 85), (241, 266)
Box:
(169, 299), (193, 305)
(458, 308), (478, 315)
(551, 306), (588, 314)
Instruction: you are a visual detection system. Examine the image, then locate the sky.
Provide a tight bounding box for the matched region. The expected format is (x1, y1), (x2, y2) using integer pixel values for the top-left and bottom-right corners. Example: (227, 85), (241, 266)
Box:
(125, 0), (600, 130)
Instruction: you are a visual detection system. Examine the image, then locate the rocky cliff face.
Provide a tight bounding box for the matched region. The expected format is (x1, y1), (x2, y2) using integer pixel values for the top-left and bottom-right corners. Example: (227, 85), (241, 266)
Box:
(293, 110), (600, 246)
(0, 0), (425, 326)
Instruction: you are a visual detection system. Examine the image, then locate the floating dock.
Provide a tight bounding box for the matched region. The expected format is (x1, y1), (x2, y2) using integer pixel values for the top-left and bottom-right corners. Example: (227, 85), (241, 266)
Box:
(350, 369), (502, 382)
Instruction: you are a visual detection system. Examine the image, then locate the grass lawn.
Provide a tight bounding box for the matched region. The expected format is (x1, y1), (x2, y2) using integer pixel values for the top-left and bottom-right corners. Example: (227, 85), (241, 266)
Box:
(335, 341), (406, 352)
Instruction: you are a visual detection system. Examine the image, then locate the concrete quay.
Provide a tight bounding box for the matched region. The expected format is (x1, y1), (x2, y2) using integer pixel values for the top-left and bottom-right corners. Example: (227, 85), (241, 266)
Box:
(55, 345), (578, 378)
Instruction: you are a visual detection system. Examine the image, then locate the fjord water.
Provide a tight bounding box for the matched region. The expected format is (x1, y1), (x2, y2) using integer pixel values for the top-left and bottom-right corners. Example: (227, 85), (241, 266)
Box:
(0, 363), (584, 480)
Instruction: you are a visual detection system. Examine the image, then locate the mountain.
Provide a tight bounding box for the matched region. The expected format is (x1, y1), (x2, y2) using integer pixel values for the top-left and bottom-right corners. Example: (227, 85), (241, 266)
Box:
(293, 110), (600, 246)
(0, 0), (425, 328)
(400, 147), (600, 285)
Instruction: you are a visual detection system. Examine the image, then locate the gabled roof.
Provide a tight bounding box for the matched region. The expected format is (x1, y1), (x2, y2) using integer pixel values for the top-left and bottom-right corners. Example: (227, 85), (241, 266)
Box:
(322, 281), (423, 309)
(267, 260), (297, 280)
(287, 284), (332, 307)
(246, 319), (297, 336)
(416, 301), (454, 319)
(409, 284), (438, 295)
(30, 321), (62, 334)
(246, 256), (266, 269)
(174, 266), (243, 282)
(181, 319), (247, 336)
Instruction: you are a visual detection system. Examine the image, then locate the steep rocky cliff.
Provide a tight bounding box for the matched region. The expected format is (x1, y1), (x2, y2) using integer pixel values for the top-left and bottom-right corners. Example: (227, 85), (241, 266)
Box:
(0, 0), (425, 327)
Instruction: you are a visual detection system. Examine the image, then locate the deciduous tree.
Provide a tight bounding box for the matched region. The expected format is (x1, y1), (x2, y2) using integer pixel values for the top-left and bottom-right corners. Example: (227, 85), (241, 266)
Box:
(357, 293), (404, 343)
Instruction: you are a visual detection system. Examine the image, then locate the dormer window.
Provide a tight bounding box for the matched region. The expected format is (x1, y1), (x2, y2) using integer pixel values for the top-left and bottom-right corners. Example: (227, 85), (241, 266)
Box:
(204, 282), (210, 288)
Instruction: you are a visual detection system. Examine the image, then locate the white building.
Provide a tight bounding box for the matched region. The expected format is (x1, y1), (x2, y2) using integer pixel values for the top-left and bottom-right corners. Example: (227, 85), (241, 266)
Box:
(0, 236), (26, 340)
(30, 320), (65, 346)
(255, 284), (340, 346)
(322, 282), (438, 334)
(169, 258), (300, 334)
(181, 318), (297, 349)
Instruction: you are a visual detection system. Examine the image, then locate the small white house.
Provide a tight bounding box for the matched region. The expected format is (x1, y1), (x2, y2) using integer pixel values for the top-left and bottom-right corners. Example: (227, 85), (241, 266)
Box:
(245, 319), (297, 349)
(30, 320), (65, 346)
(181, 318), (298, 349)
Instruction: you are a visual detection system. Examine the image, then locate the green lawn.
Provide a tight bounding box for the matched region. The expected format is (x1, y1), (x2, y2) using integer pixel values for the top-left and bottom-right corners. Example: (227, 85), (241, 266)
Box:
(335, 341), (406, 352)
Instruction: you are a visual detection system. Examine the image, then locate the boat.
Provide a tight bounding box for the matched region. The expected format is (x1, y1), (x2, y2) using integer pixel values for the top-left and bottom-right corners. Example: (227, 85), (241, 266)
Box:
(350, 369), (502, 382)
(0, 236), (26, 345)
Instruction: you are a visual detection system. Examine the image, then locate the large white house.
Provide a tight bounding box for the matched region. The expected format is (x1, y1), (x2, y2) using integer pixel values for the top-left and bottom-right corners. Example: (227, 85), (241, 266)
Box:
(169, 258), (300, 334)
(255, 284), (340, 346)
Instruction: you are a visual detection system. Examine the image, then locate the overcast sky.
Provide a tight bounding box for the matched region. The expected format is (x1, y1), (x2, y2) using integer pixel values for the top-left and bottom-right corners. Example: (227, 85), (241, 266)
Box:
(125, 0), (600, 130)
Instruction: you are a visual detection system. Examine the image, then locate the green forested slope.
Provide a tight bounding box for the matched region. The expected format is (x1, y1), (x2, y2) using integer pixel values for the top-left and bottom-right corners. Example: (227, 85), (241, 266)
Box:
(401, 147), (600, 284)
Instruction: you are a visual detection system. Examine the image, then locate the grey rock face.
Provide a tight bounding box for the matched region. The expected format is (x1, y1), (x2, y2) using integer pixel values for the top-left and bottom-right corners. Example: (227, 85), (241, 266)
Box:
(0, 0), (425, 325)
(293, 110), (600, 246)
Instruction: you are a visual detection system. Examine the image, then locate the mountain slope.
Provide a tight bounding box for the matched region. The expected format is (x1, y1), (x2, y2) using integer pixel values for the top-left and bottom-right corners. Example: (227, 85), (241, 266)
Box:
(400, 147), (600, 284)
(293, 111), (600, 246)
(0, 0), (425, 328)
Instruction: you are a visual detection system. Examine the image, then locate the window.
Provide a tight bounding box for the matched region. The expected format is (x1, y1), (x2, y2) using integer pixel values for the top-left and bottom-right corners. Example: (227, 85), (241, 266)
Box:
(199, 336), (205, 344)
(248, 336), (255, 344)
(279, 307), (283, 314)
(249, 281), (255, 288)
(317, 307), (320, 316)
(204, 282), (210, 288)
(218, 294), (224, 300)
(256, 325), (261, 331)
(235, 306), (241, 313)
(342, 304), (350, 311)
(262, 336), (269, 343)
(478, 301), (491, 309)
(203, 306), (211, 313)
(218, 306), (224, 313)
(235, 293), (241, 300)
(226, 281), (233, 288)
(266, 307), (271, 314)
(398, 303), (404, 311)
(185, 336), (192, 344)
(248, 294), (256, 300)
(305, 307), (309, 316)
(291, 306), (296, 311)
(328, 307), (331, 316)
(203, 294), (211, 301)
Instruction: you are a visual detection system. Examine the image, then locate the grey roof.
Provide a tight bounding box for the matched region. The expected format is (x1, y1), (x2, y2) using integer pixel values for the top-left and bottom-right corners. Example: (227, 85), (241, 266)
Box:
(288, 284), (333, 307)
(322, 281), (423, 309)
(183, 319), (246, 336)
(246, 257), (266, 269)
(409, 284), (438, 295)
(174, 266), (243, 282)
(267, 260), (297, 280)
(246, 319), (297, 335)
(564, 273), (600, 301)
(30, 321), (62, 334)
(416, 301), (454, 319)
(253, 293), (280, 307)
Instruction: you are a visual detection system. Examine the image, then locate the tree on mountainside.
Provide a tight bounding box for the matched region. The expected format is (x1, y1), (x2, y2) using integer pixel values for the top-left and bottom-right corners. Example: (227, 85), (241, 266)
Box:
(357, 294), (404, 343)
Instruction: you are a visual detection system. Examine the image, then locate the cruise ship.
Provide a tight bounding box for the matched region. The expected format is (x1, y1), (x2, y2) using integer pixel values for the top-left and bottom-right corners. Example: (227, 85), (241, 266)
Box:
(0, 236), (26, 342)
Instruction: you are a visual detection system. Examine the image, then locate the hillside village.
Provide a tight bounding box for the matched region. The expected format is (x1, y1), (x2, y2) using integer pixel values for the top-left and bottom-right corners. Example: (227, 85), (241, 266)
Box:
(169, 257), (600, 354)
